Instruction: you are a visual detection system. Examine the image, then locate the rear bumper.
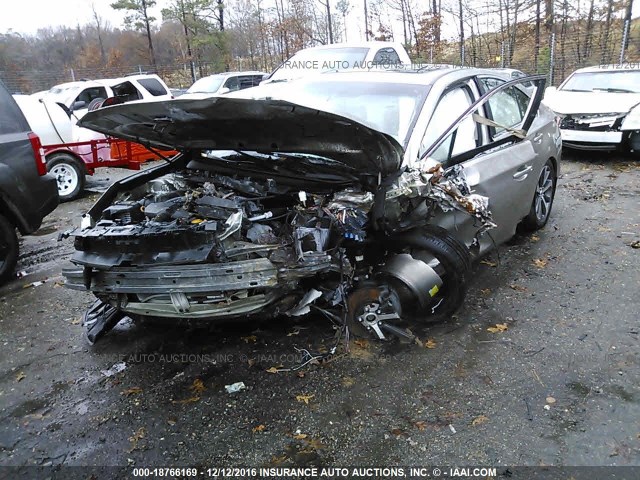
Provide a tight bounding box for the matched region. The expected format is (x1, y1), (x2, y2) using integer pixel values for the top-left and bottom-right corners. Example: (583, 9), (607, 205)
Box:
(8, 173), (59, 234)
(36, 174), (59, 219)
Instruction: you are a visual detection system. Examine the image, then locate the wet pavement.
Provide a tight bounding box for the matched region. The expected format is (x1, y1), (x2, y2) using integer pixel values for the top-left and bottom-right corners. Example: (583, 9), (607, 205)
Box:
(0, 153), (638, 472)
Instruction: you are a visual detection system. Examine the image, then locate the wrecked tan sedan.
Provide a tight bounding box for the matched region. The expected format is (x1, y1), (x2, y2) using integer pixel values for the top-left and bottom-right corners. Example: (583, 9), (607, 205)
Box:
(62, 69), (561, 344)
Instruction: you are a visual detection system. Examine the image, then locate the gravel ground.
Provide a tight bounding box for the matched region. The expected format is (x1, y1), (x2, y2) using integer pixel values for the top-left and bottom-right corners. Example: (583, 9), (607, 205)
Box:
(0, 153), (638, 475)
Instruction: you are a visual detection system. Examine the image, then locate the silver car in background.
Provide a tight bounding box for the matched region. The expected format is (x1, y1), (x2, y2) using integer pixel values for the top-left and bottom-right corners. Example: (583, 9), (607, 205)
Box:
(63, 68), (561, 344)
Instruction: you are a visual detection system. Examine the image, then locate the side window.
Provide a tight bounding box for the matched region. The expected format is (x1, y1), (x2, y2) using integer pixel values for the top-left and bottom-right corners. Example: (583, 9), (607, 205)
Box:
(137, 78), (168, 96)
(420, 86), (479, 163)
(479, 77), (505, 93)
(372, 48), (401, 66)
(237, 76), (260, 90)
(75, 87), (108, 105)
(0, 82), (30, 134)
(486, 87), (530, 135)
(223, 76), (240, 91)
(111, 81), (142, 102)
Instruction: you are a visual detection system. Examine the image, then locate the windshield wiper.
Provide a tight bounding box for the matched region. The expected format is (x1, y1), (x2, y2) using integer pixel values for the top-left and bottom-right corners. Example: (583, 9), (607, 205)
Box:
(563, 89), (591, 92)
(592, 87), (635, 93)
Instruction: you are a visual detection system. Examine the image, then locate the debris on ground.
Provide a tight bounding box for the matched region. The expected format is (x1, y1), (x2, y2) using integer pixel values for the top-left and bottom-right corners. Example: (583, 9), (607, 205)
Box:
(295, 393), (314, 404)
(121, 387), (143, 397)
(100, 362), (126, 377)
(487, 323), (509, 333)
(424, 338), (438, 349)
(225, 382), (246, 394)
(471, 415), (489, 426)
(532, 258), (548, 268)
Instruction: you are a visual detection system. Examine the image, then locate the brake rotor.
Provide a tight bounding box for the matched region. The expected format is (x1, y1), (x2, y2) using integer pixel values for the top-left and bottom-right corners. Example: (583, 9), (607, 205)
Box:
(346, 284), (405, 340)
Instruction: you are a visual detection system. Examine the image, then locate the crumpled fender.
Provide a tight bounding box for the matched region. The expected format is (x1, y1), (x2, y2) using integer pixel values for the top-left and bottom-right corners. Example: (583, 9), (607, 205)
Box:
(621, 104), (640, 130)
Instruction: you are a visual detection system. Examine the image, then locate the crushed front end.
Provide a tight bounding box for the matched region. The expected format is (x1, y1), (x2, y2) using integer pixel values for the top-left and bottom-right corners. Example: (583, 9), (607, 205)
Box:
(64, 156), (366, 323)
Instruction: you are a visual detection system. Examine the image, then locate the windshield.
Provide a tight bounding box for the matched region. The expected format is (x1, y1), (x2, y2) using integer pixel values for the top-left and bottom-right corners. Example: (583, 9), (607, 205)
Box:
(561, 71), (640, 93)
(187, 76), (225, 94)
(270, 47), (370, 81)
(242, 79), (428, 146)
(44, 85), (82, 106)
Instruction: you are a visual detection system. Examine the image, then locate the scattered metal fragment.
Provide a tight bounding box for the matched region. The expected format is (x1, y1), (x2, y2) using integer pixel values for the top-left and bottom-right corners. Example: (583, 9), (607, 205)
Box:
(224, 382), (246, 394)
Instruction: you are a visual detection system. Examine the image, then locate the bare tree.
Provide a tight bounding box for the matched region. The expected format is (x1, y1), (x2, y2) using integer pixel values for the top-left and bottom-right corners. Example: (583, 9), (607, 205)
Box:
(317, 0), (334, 43)
(335, 0), (351, 41)
(111, 0), (157, 68)
(92, 3), (107, 63)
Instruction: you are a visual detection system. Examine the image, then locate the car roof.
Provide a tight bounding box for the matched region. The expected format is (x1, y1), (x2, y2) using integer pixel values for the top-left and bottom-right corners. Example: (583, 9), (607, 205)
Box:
(50, 74), (166, 91)
(202, 71), (267, 78)
(301, 41), (406, 51)
(299, 67), (512, 86)
(570, 64), (640, 73)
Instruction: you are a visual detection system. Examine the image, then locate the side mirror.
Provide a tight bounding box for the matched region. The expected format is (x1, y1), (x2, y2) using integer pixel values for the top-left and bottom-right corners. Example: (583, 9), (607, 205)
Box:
(218, 87), (230, 95)
(72, 100), (87, 111)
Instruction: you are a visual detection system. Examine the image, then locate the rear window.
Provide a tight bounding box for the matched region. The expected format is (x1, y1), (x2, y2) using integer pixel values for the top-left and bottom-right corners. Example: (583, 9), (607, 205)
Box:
(238, 75), (264, 89)
(112, 81), (143, 101)
(137, 78), (168, 96)
(0, 81), (30, 134)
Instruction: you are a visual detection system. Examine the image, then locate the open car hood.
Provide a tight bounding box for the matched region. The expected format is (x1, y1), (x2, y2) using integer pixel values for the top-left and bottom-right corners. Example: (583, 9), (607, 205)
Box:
(78, 97), (404, 180)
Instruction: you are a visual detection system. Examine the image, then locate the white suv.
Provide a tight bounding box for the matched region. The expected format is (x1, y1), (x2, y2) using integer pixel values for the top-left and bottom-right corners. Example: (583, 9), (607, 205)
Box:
(35, 74), (172, 118)
(262, 41), (412, 84)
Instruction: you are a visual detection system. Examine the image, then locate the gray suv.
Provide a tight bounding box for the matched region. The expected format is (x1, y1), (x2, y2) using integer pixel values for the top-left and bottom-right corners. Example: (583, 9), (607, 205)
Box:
(0, 80), (59, 283)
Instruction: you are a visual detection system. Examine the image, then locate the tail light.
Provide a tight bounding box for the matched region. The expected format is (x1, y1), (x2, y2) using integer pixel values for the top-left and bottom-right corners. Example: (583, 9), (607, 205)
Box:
(28, 132), (47, 176)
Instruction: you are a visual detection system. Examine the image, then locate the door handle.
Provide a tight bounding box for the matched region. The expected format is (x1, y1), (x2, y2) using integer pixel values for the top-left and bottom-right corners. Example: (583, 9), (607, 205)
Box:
(533, 133), (544, 144)
(513, 165), (533, 180)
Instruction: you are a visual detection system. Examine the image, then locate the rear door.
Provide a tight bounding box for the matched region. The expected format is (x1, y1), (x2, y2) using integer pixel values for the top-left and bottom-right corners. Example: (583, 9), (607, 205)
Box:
(418, 75), (546, 252)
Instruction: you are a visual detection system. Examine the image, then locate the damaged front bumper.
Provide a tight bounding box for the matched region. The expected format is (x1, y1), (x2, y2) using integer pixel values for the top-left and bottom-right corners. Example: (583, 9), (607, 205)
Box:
(64, 258), (280, 319)
(63, 253), (341, 319)
(559, 113), (626, 149)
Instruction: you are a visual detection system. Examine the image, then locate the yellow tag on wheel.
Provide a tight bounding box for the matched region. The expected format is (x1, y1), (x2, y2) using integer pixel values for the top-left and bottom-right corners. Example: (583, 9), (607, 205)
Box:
(429, 285), (440, 297)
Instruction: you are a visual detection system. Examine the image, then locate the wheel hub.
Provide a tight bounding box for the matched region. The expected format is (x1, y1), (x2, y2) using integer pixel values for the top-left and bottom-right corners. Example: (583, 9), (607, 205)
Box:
(51, 164), (78, 196)
(347, 286), (412, 341)
(535, 165), (553, 222)
(356, 301), (401, 339)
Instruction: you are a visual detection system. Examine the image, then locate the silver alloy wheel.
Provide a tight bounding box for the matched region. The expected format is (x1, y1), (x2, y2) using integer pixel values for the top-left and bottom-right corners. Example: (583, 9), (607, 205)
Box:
(534, 165), (554, 223)
(51, 163), (79, 197)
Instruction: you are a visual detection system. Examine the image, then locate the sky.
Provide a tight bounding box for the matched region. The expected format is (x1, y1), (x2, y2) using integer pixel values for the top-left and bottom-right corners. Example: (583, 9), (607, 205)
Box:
(0, 0), (153, 35)
(1, 0), (639, 41)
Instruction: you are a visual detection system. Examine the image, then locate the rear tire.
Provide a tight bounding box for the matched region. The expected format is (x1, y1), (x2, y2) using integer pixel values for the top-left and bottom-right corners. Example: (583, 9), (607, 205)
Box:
(0, 213), (18, 285)
(521, 159), (556, 231)
(47, 153), (86, 202)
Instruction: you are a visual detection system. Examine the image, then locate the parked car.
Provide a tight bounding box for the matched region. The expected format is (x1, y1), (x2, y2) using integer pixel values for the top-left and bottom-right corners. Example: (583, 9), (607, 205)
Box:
(263, 41), (412, 84)
(179, 71), (267, 99)
(0, 80), (59, 284)
(492, 68), (534, 91)
(543, 64), (640, 152)
(34, 74), (172, 119)
(62, 68), (560, 344)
